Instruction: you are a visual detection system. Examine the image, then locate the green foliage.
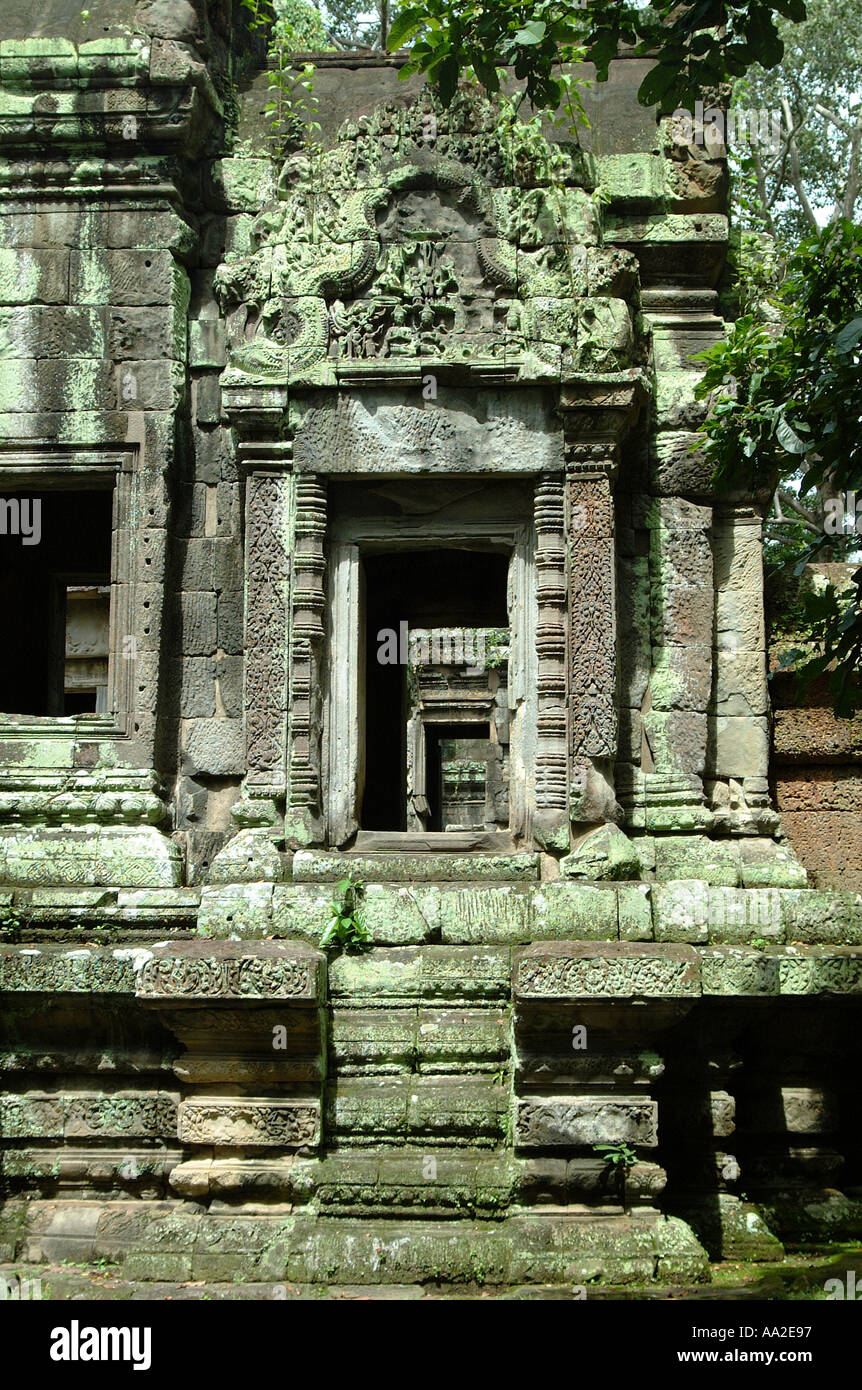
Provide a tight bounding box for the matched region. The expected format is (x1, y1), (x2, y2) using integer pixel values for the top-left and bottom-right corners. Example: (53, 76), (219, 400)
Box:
(241, 0), (330, 50)
(240, 0), (326, 153)
(0, 908), (21, 942)
(321, 1), (397, 49)
(389, 1), (807, 120)
(695, 219), (862, 713)
(320, 876), (372, 952)
(729, 0), (862, 243)
(594, 1141), (638, 1171)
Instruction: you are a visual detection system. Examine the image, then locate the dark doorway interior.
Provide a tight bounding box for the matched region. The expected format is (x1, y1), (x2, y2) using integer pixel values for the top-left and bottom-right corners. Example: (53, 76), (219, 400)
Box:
(0, 488), (113, 717)
(425, 720), (492, 831)
(361, 548), (509, 830)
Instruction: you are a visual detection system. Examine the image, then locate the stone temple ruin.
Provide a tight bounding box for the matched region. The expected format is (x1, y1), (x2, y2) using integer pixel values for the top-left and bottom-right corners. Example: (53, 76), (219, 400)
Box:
(1, 0), (861, 1292)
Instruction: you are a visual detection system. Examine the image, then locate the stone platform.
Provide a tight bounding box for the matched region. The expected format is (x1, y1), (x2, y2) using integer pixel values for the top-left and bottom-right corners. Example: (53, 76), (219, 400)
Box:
(3, 919), (862, 1288)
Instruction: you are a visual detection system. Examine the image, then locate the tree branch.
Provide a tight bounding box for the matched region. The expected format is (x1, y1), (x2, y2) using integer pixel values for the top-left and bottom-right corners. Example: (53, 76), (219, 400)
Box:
(780, 96), (819, 230)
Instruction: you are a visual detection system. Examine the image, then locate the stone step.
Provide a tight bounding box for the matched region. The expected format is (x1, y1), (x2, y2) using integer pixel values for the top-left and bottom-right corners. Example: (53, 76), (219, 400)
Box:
(200, 879), (862, 946)
(353, 831), (517, 853)
(292, 849), (540, 883)
(1, 1199), (709, 1286)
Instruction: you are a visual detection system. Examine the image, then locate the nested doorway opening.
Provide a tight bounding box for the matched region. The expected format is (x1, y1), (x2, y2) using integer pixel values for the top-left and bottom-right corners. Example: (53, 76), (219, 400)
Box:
(325, 481), (536, 848)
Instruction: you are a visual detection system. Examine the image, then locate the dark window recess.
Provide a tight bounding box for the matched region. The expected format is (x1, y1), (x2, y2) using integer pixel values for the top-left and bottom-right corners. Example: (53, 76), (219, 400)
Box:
(361, 549), (509, 831)
(426, 722), (492, 832)
(0, 489), (113, 717)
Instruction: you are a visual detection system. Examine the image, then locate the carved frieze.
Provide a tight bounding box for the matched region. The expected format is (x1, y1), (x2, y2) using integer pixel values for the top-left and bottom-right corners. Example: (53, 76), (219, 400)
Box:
(135, 950), (323, 1002)
(177, 1098), (320, 1148)
(568, 471), (618, 764)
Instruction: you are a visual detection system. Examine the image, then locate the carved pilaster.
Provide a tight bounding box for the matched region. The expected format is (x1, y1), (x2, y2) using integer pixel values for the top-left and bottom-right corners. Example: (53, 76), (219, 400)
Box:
(287, 474), (327, 846)
(209, 446), (293, 886)
(566, 443), (618, 826)
(245, 471), (291, 792)
(533, 474), (568, 846)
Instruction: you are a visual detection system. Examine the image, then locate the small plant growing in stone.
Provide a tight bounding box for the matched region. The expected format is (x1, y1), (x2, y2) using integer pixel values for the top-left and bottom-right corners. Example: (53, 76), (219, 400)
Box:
(594, 1142), (638, 1203)
(320, 877), (371, 953)
(0, 909), (22, 942)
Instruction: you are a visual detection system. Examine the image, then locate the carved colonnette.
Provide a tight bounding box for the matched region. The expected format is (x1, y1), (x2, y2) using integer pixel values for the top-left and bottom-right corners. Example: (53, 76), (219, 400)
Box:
(287, 473), (328, 847)
(533, 474), (568, 847)
(209, 439), (295, 883)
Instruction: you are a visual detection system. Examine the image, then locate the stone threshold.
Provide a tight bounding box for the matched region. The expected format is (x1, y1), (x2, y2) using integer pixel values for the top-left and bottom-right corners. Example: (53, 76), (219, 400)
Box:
(292, 850), (541, 882)
(353, 831), (519, 853)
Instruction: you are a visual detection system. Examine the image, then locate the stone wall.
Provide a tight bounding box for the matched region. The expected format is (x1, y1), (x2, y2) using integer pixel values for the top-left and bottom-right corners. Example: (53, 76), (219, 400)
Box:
(770, 565), (862, 891)
(0, 0), (861, 1291)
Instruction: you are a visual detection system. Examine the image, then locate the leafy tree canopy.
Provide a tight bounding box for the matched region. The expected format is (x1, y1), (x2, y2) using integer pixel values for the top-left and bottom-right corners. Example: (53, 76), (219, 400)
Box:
(730, 0), (862, 243)
(387, 1), (809, 115)
(696, 220), (862, 711)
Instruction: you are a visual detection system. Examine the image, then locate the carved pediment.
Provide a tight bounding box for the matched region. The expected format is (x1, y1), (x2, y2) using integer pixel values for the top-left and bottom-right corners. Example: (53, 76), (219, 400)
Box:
(214, 90), (642, 386)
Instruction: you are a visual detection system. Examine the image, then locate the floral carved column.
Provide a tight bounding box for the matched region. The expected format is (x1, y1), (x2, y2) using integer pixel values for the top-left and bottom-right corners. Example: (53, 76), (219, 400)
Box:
(566, 442), (619, 829)
(210, 442), (293, 884)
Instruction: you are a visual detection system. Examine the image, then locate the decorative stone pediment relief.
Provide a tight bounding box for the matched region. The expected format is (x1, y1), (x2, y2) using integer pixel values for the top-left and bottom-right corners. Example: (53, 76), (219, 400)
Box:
(214, 90), (644, 387)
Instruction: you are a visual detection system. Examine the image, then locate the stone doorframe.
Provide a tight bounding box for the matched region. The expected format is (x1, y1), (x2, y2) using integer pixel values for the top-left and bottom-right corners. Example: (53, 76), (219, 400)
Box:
(324, 514), (536, 848)
(212, 374), (645, 879)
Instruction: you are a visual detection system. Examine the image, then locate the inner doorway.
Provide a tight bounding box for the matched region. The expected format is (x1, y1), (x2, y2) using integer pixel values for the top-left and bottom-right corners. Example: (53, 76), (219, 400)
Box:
(324, 479), (536, 848)
(362, 548), (509, 831)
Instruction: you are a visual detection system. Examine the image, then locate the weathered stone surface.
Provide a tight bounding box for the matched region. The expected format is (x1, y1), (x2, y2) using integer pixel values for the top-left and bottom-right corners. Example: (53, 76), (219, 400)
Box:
(0, 37), (856, 1296)
(178, 1099), (320, 1149)
(560, 824), (640, 881)
(329, 947), (511, 1002)
(514, 942), (701, 999)
(515, 1096), (658, 1148)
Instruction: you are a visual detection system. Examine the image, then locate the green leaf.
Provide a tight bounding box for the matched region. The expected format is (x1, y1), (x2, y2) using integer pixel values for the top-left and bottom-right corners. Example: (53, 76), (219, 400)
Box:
(834, 317), (862, 355)
(775, 414), (808, 455)
(636, 62), (679, 109)
(436, 52), (460, 105)
(513, 20), (547, 45)
(387, 7), (428, 51)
